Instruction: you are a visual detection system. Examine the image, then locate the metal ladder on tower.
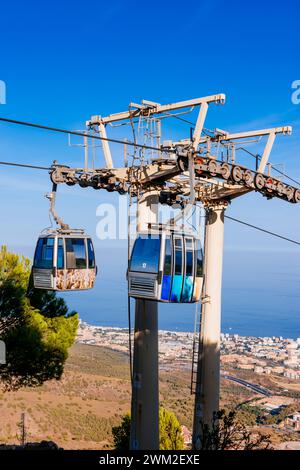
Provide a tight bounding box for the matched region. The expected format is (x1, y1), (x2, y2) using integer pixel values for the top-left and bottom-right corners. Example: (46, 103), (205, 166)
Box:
(190, 301), (202, 394)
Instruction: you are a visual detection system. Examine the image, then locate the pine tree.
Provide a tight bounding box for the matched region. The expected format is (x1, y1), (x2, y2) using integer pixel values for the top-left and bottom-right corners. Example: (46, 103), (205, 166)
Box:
(159, 407), (184, 450)
(0, 246), (78, 390)
(112, 413), (131, 450)
(112, 408), (184, 450)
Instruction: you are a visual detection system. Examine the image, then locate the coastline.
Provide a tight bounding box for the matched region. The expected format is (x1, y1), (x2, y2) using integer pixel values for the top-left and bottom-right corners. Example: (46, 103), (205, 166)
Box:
(77, 321), (300, 377)
(77, 319), (300, 342)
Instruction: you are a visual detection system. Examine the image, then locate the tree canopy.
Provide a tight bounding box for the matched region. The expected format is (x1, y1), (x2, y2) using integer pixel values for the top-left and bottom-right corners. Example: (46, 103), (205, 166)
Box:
(159, 407), (184, 450)
(198, 409), (271, 450)
(0, 246), (78, 390)
(112, 408), (184, 450)
(112, 413), (131, 450)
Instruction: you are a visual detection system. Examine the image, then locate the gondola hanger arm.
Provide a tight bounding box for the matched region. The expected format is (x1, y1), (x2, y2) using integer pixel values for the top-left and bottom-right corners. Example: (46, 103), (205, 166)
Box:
(46, 183), (70, 230)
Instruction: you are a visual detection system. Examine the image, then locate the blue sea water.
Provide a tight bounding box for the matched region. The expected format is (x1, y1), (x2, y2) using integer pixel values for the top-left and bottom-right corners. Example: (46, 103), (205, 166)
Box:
(10, 243), (300, 339)
(60, 242), (300, 339)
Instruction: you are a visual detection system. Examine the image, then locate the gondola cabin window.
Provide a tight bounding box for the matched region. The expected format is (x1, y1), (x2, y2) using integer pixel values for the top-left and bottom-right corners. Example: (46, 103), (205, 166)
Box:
(174, 238), (183, 275)
(57, 238), (64, 269)
(196, 240), (203, 276)
(65, 238), (86, 269)
(87, 239), (95, 268)
(130, 235), (161, 274)
(163, 237), (172, 275)
(34, 237), (54, 269)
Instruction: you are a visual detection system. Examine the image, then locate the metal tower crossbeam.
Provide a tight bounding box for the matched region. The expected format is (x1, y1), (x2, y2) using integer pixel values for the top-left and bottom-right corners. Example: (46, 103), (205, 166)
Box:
(50, 152), (300, 204)
(88, 94), (225, 125)
(86, 94), (225, 169)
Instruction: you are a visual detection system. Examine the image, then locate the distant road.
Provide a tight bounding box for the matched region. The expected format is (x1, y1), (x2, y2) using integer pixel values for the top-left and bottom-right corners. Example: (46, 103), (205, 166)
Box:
(222, 373), (272, 397)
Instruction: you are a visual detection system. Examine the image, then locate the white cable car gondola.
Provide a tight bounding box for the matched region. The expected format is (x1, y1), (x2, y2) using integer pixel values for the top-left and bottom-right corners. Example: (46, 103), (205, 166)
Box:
(128, 225), (203, 303)
(32, 182), (97, 291)
(32, 229), (96, 291)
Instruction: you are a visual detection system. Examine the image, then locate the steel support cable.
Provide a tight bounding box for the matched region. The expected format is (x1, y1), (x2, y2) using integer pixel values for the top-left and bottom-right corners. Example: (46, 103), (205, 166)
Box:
(127, 264), (133, 385)
(0, 116), (173, 154)
(225, 215), (300, 246)
(162, 112), (299, 187)
(0, 160), (50, 170)
(170, 121), (299, 185)
(3, 115), (298, 187)
(191, 204), (204, 394)
(127, 185), (134, 385)
(237, 147), (300, 188)
(1, 157), (299, 245)
(166, 113), (213, 137)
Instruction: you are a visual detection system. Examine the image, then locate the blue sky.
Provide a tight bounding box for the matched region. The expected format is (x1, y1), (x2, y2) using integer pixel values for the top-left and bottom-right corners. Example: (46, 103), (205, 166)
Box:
(0, 0), (299, 250)
(0, 1), (299, 333)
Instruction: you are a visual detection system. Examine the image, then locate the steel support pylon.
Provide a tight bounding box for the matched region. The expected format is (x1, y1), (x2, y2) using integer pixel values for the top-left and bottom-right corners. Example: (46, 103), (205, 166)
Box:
(130, 192), (159, 450)
(192, 202), (227, 450)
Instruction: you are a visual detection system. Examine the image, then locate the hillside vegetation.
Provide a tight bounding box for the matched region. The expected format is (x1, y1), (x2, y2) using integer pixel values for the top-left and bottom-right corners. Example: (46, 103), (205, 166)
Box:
(0, 343), (262, 449)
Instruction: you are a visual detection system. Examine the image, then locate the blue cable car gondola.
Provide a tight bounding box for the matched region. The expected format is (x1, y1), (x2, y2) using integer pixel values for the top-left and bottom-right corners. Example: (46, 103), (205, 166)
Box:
(128, 226), (203, 303)
(32, 229), (97, 291)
